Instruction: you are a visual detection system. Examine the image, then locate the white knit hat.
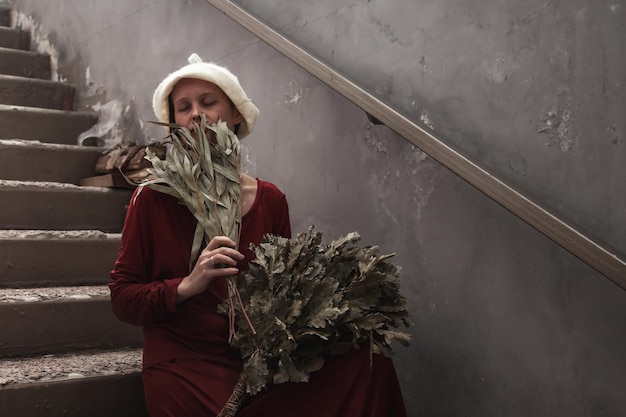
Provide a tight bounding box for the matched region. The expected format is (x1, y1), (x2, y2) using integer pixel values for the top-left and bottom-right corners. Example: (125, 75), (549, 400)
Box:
(152, 53), (259, 139)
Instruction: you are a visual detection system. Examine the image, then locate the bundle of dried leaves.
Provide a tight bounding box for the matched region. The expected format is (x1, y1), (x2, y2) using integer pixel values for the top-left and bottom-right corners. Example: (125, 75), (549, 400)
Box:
(222, 227), (412, 397)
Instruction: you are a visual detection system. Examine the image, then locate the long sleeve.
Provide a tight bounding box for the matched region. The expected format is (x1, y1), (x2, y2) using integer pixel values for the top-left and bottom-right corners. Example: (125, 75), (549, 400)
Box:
(109, 187), (194, 327)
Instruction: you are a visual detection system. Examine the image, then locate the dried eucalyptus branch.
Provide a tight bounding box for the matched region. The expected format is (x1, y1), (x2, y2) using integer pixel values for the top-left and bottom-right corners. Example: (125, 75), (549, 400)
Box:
(141, 116), (242, 269)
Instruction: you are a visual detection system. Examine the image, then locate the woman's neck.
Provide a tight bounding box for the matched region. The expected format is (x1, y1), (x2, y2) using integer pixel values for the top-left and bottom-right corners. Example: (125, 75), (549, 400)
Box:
(239, 173), (258, 216)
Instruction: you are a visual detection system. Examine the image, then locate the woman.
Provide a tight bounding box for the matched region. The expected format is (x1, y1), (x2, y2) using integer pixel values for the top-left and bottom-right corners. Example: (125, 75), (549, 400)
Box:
(109, 54), (407, 417)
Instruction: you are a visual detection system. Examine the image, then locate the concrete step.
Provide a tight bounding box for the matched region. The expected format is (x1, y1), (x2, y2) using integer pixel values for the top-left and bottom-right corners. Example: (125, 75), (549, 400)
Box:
(0, 8), (9, 27)
(0, 26), (29, 50)
(0, 348), (147, 417)
(0, 230), (121, 288)
(0, 347), (143, 385)
(0, 47), (50, 79)
(0, 26), (30, 51)
(0, 104), (97, 144)
(0, 74), (75, 110)
(0, 180), (131, 232)
(0, 286), (143, 357)
(0, 140), (103, 183)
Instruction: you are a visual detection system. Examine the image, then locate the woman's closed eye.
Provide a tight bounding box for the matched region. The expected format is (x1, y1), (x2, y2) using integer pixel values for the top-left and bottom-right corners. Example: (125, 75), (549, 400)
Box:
(175, 100), (216, 114)
(174, 100), (191, 113)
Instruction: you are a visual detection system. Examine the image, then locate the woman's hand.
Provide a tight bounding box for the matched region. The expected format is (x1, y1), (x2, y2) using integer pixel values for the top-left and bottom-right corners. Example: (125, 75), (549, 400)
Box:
(176, 236), (244, 303)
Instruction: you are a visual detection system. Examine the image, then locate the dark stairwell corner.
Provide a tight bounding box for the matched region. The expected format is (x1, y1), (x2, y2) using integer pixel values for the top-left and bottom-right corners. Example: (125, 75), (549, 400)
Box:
(0, 5), (148, 416)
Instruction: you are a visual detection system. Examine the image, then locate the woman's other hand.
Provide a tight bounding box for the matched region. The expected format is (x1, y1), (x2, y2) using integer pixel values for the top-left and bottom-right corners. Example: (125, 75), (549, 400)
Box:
(176, 236), (244, 303)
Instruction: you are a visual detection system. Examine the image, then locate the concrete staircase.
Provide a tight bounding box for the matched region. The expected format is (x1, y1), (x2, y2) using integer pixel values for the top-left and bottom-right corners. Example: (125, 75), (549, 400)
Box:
(0, 7), (147, 416)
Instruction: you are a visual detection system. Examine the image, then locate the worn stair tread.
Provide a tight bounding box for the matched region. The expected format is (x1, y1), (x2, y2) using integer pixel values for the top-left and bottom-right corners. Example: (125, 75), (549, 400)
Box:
(0, 180), (132, 232)
(0, 347), (142, 387)
(0, 46), (47, 58)
(0, 138), (104, 151)
(0, 285), (110, 304)
(0, 285), (143, 356)
(0, 73), (75, 110)
(0, 26), (30, 50)
(0, 102), (94, 117)
(0, 103), (97, 144)
(0, 229), (121, 288)
(0, 46), (51, 79)
(0, 139), (105, 183)
(0, 368), (148, 417)
(0, 178), (122, 191)
(0, 8), (10, 27)
(0, 73), (68, 84)
(0, 229), (121, 240)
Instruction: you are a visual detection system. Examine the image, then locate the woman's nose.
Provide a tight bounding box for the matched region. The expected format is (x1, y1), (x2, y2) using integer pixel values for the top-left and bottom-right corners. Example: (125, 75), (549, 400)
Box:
(191, 104), (203, 120)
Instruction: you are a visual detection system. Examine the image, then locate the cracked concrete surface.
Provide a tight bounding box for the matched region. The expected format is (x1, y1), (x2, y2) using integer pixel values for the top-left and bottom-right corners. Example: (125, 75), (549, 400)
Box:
(0, 285), (109, 303)
(0, 348), (142, 386)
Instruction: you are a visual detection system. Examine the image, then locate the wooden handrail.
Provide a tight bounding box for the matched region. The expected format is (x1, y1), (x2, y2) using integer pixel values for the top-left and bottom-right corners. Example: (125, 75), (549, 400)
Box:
(204, 0), (626, 289)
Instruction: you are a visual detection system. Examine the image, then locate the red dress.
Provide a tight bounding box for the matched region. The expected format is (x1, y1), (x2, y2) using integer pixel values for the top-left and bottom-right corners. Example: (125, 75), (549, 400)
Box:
(109, 180), (407, 417)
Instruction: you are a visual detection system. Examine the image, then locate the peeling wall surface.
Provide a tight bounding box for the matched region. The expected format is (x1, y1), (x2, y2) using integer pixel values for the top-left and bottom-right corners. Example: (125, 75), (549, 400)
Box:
(8, 0), (626, 415)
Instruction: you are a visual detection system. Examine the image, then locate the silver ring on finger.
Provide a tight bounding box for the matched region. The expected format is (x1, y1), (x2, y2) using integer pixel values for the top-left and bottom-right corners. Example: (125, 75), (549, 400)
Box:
(210, 255), (215, 266)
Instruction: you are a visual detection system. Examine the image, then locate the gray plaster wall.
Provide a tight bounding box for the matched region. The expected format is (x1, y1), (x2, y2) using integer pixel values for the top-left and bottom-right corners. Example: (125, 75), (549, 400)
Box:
(235, 0), (626, 257)
(7, 0), (626, 416)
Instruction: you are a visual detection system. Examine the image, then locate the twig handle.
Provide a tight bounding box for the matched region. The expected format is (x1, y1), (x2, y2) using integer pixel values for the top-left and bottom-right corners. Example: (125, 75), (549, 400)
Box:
(217, 375), (247, 417)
